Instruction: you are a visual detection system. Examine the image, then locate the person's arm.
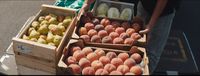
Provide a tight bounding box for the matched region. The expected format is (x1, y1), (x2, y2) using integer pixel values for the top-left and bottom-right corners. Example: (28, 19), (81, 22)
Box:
(139, 0), (168, 34)
(81, 0), (95, 12)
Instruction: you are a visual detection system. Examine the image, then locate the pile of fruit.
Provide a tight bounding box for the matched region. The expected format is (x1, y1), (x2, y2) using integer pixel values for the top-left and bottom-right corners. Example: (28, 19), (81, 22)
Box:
(96, 3), (133, 20)
(65, 46), (144, 75)
(79, 17), (142, 45)
(22, 13), (73, 47)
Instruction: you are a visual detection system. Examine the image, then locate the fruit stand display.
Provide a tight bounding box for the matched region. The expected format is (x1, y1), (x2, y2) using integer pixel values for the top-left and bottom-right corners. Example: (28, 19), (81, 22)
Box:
(11, 0), (149, 75)
(58, 39), (149, 75)
(12, 4), (78, 74)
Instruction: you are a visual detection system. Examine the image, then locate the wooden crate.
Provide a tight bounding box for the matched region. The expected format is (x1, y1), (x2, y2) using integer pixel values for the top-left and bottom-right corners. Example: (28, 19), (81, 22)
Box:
(58, 39), (149, 75)
(91, 0), (135, 21)
(12, 4), (78, 74)
(71, 15), (146, 50)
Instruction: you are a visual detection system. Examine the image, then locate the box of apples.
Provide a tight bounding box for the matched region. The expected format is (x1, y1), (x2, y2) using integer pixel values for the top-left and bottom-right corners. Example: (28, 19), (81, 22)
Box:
(57, 39), (149, 75)
(71, 12), (146, 50)
(12, 4), (78, 74)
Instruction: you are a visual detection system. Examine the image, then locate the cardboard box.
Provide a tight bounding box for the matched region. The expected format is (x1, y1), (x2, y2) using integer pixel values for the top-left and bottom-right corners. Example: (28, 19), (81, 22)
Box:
(58, 39), (149, 75)
(12, 4), (78, 74)
(91, 0), (135, 21)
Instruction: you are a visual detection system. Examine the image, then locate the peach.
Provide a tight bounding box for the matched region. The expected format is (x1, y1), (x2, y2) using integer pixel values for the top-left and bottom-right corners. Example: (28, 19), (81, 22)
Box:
(124, 58), (136, 68)
(118, 53), (129, 61)
(73, 51), (86, 61)
(115, 27), (125, 35)
(113, 37), (124, 44)
(98, 30), (108, 38)
(66, 56), (77, 65)
(92, 18), (100, 25)
(117, 65), (129, 74)
(131, 33), (142, 40)
(99, 56), (110, 65)
(111, 21), (121, 28)
(109, 71), (122, 75)
(102, 36), (112, 43)
(111, 58), (123, 67)
(106, 52), (117, 60)
(121, 22), (130, 30)
(84, 22), (94, 30)
(126, 28), (136, 36)
(95, 69), (109, 75)
(94, 49), (105, 58)
(88, 29), (98, 37)
(71, 46), (81, 54)
(132, 23), (141, 32)
(79, 58), (91, 68)
(82, 67), (95, 75)
(79, 27), (88, 35)
(82, 16), (92, 24)
(80, 35), (90, 42)
(100, 18), (110, 27)
(109, 32), (119, 40)
(130, 53), (142, 64)
(125, 72), (135, 75)
(105, 25), (114, 34)
(124, 38), (136, 45)
(91, 35), (101, 43)
(129, 46), (140, 54)
(82, 47), (93, 55)
(94, 24), (104, 31)
(119, 32), (129, 40)
(68, 64), (81, 74)
(91, 60), (103, 71)
(130, 65), (143, 75)
(104, 64), (116, 73)
(87, 52), (99, 62)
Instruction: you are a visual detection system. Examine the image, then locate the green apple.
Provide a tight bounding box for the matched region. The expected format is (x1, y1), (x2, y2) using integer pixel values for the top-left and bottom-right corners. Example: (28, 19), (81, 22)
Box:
(38, 24), (49, 35)
(40, 20), (49, 26)
(49, 17), (58, 24)
(53, 35), (62, 46)
(30, 38), (37, 42)
(38, 16), (45, 22)
(48, 42), (56, 46)
(31, 21), (39, 29)
(28, 27), (35, 35)
(22, 35), (30, 40)
(50, 25), (62, 35)
(37, 37), (47, 44)
(62, 18), (72, 28)
(48, 24), (57, 30)
(46, 32), (54, 43)
(29, 30), (40, 39)
(49, 13), (57, 18)
(58, 22), (63, 26)
(39, 35), (47, 40)
(58, 24), (65, 32)
(45, 15), (51, 21)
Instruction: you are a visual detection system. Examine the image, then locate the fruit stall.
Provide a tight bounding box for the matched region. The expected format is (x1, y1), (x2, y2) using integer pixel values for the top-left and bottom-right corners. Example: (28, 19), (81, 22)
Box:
(2, 0), (149, 75)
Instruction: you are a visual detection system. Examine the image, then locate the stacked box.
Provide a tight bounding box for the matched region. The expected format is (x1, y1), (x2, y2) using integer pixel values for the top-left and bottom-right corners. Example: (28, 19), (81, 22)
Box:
(12, 4), (78, 74)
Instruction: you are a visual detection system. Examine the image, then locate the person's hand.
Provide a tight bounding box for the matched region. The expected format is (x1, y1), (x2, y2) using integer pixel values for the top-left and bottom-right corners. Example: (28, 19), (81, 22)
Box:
(139, 28), (150, 34)
(139, 25), (151, 34)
